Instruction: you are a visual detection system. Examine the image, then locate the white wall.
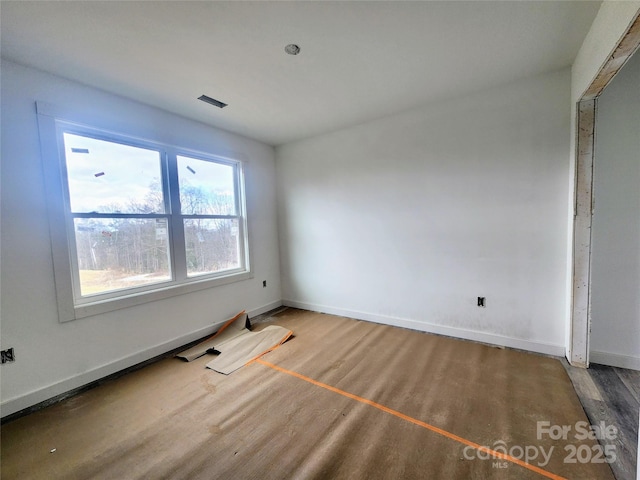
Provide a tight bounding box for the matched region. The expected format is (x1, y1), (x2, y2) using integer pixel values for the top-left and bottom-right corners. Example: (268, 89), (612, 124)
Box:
(277, 69), (570, 355)
(590, 51), (640, 370)
(0, 60), (281, 416)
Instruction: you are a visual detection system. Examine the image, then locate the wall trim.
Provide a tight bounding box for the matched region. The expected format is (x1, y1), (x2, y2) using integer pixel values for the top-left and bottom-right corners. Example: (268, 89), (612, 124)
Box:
(570, 9), (640, 368)
(589, 351), (640, 371)
(0, 300), (282, 418)
(570, 99), (596, 368)
(284, 300), (565, 358)
(582, 13), (640, 100)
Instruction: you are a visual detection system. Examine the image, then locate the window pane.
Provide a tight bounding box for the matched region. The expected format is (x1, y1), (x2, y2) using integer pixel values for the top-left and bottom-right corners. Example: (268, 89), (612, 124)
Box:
(63, 133), (164, 214)
(74, 217), (171, 296)
(177, 156), (236, 215)
(184, 218), (240, 276)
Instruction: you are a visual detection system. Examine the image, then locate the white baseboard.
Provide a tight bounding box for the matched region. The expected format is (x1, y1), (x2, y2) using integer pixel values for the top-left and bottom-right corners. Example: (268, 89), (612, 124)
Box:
(1, 301), (283, 418)
(590, 350), (640, 370)
(248, 300), (285, 319)
(283, 300), (565, 357)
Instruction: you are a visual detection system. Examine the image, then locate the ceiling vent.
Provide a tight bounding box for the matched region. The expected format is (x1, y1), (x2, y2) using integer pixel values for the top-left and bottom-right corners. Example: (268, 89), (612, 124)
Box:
(198, 95), (228, 109)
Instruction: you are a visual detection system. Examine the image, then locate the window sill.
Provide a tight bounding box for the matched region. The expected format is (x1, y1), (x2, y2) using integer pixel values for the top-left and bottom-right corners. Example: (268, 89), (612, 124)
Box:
(68, 271), (254, 321)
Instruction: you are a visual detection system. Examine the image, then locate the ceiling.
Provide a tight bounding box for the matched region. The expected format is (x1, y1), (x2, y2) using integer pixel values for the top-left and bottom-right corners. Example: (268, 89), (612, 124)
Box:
(1, 1), (601, 146)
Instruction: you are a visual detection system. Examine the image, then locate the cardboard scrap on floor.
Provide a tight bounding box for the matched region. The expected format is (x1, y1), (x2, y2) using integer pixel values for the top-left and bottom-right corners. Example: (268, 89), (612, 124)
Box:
(176, 311), (249, 362)
(206, 325), (292, 374)
(176, 311), (292, 374)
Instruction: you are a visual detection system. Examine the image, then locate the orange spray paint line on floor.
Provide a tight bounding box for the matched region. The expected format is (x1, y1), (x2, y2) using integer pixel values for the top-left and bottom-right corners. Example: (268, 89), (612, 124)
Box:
(254, 358), (566, 480)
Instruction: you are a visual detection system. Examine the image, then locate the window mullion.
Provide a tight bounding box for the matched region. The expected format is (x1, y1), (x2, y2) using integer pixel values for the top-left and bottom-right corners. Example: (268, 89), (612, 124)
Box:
(180, 214), (239, 220)
(237, 163), (249, 271)
(71, 212), (169, 219)
(166, 151), (187, 281)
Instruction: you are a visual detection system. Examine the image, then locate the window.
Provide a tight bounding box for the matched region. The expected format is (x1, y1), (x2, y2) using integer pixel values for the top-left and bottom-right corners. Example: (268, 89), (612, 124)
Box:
(37, 103), (251, 321)
(176, 155), (243, 278)
(64, 133), (172, 297)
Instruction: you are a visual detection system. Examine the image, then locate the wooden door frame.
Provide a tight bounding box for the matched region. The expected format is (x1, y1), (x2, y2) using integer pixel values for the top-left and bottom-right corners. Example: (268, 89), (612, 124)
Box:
(569, 14), (640, 367)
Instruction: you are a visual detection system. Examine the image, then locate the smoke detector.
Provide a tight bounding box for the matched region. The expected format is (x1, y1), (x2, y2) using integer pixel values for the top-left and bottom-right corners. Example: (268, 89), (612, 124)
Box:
(284, 44), (301, 55)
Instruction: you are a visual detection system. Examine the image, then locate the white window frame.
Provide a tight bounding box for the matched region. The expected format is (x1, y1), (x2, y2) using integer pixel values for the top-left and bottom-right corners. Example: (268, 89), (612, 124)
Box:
(37, 102), (252, 322)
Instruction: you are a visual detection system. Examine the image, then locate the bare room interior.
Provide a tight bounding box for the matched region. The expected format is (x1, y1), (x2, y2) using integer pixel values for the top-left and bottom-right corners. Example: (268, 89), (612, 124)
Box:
(1, 1), (639, 479)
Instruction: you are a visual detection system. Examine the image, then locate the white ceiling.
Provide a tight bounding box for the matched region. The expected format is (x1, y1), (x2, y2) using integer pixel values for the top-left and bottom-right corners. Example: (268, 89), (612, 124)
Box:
(1, 1), (601, 146)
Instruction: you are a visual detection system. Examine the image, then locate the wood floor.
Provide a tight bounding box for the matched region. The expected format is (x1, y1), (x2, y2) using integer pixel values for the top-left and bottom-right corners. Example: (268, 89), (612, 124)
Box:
(1, 309), (619, 479)
(563, 361), (640, 480)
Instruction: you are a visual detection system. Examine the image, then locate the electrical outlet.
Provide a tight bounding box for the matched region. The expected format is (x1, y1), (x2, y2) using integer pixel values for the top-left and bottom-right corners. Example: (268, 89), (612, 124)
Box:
(1, 348), (15, 364)
(263, 280), (267, 288)
(477, 297), (486, 307)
